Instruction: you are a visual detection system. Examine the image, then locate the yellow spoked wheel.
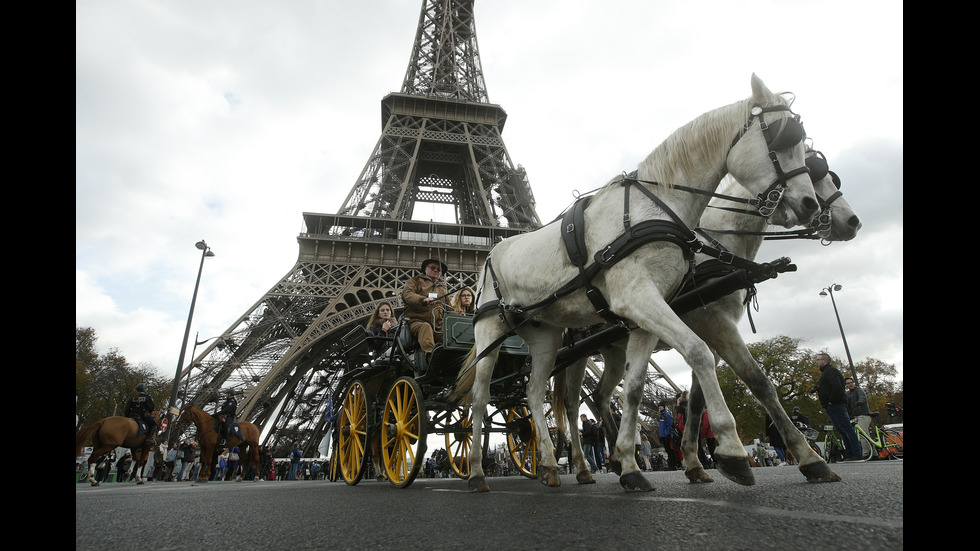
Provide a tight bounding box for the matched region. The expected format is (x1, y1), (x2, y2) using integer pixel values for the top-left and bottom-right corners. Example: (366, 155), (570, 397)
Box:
(507, 406), (540, 478)
(507, 404), (561, 478)
(381, 377), (427, 488)
(445, 407), (473, 479)
(339, 380), (371, 485)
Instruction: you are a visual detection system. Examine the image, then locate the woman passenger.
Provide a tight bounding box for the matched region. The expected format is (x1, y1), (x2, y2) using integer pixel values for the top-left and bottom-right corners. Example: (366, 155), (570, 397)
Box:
(365, 302), (397, 337)
(451, 287), (475, 314)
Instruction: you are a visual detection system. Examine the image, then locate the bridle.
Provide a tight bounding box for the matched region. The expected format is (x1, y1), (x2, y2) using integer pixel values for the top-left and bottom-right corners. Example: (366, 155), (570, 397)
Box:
(801, 149), (843, 243)
(730, 104), (810, 217)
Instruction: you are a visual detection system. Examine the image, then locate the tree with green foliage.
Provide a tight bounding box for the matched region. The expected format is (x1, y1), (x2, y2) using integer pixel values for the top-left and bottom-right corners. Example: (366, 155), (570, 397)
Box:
(76, 325), (169, 429)
(715, 335), (902, 444)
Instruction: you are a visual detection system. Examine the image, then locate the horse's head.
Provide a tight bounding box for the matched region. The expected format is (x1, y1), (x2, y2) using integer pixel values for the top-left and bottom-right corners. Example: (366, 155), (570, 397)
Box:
(177, 404), (195, 424)
(726, 74), (819, 228)
(805, 148), (862, 242)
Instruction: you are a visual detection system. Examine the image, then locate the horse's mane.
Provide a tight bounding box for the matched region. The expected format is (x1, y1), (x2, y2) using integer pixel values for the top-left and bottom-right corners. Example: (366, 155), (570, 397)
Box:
(629, 99), (747, 190)
(624, 89), (793, 193)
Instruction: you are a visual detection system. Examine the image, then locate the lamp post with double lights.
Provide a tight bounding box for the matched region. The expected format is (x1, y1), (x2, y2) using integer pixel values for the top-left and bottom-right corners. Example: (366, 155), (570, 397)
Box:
(165, 240), (215, 446)
(819, 283), (858, 384)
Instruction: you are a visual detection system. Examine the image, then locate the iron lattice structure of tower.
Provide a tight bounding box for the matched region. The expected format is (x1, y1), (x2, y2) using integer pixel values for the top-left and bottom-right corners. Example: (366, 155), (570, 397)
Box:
(175, 0), (678, 456)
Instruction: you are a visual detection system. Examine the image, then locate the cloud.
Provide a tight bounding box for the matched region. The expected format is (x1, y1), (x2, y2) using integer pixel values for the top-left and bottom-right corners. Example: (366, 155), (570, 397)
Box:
(76, 0), (902, 393)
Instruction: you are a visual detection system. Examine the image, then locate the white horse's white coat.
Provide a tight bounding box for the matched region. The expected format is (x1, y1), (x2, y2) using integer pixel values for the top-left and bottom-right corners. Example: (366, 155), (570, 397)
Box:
(559, 152), (861, 485)
(460, 75), (819, 492)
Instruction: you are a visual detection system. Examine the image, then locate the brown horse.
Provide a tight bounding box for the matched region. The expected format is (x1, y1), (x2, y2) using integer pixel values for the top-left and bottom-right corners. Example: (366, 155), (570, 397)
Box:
(75, 412), (161, 486)
(177, 404), (261, 482)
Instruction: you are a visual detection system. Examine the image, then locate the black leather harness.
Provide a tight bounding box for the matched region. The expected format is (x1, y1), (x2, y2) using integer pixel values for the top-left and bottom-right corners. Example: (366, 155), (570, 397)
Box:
(466, 104), (811, 370)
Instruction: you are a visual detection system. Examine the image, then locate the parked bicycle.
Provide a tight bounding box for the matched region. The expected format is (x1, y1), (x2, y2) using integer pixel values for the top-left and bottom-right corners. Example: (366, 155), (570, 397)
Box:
(819, 411), (903, 462)
(794, 421), (822, 457)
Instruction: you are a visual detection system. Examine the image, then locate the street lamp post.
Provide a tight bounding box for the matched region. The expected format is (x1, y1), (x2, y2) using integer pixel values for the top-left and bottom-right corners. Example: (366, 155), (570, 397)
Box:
(819, 283), (858, 384)
(165, 240), (215, 446)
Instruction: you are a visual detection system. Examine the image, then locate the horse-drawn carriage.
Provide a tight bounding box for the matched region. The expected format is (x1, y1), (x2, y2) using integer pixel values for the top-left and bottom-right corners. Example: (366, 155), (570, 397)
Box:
(328, 309), (566, 488)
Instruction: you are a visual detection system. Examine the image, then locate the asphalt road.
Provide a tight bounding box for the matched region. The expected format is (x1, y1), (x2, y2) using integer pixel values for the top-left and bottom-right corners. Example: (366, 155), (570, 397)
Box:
(76, 460), (902, 551)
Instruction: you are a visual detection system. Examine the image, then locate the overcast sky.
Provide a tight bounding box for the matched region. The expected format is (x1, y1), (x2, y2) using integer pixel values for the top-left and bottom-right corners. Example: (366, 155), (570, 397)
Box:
(76, 0), (903, 393)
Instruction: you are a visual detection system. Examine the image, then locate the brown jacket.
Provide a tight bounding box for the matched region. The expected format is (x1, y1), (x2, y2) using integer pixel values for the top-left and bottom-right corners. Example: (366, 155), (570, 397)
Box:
(401, 275), (448, 330)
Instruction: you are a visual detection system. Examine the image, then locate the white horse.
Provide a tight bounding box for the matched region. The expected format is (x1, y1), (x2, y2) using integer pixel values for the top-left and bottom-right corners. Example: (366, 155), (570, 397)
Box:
(556, 147), (860, 487)
(452, 74), (819, 492)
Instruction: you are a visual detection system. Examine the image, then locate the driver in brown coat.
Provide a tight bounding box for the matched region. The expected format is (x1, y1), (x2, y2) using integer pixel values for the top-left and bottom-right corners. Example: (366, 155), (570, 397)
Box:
(401, 258), (449, 358)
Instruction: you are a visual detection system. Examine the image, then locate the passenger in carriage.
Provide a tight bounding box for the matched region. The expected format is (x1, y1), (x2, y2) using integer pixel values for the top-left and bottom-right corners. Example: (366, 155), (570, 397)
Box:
(401, 258), (449, 356)
(365, 302), (398, 337)
(450, 286), (475, 314)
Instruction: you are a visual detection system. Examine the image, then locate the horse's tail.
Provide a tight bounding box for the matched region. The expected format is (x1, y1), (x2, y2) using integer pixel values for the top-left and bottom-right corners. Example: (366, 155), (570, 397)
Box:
(447, 346), (478, 405)
(76, 420), (103, 457)
(554, 372), (568, 438)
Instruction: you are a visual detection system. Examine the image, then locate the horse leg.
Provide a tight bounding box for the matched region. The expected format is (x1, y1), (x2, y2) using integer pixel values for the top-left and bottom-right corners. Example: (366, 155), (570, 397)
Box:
(197, 442), (212, 483)
(673, 334), (754, 486)
(249, 440), (261, 481)
(524, 330), (563, 487)
(87, 455), (103, 487)
(594, 346), (626, 475)
(467, 320), (505, 492)
(561, 358), (594, 484)
(614, 335), (655, 492)
(683, 375), (715, 483)
(133, 457), (147, 485)
(633, 302), (754, 486)
(704, 328), (841, 483)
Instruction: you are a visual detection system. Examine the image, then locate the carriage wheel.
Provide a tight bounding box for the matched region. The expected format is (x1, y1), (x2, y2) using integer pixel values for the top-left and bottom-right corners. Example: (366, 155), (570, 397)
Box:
(381, 377), (427, 488)
(506, 406), (539, 478)
(444, 407), (490, 479)
(506, 404), (563, 478)
(339, 380), (371, 485)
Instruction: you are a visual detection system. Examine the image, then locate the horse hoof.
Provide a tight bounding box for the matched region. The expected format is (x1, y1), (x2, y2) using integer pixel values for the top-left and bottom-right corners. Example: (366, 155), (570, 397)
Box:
(91, 481), (100, 487)
(468, 476), (489, 493)
(684, 467), (714, 483)
(536, 466), (560, 487)
(137, 480), (145, 485)
(716, 456), (755, 486)
(607, 460), (623, 475)
(800, 461), (842, 483)
(576, 470), (596, 484)
(619, 471), (655, 492)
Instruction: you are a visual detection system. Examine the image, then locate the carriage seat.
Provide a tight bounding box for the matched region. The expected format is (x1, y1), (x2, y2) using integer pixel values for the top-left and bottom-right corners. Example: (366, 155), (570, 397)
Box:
(397, 317), (416, 353)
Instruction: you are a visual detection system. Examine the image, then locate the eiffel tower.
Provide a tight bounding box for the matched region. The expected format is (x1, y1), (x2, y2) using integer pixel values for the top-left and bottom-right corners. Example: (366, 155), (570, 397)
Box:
(177, 0), (679, 456)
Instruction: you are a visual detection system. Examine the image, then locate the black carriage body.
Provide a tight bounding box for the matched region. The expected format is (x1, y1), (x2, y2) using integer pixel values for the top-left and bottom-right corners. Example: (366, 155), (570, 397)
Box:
(332, 313), (553, 487)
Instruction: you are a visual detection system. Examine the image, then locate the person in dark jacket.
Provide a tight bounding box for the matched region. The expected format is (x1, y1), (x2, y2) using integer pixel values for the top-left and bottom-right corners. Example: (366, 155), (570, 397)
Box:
(657, 402), (678, 470)
(365, 302), (398, 337)
(815, 353), (863, 461)
(579, 414), (599, 472)
(790, 406), (810, 429)
(124, 383), (157, 446)
(215, 389), (239, 446)
(846, 377), (873, 457)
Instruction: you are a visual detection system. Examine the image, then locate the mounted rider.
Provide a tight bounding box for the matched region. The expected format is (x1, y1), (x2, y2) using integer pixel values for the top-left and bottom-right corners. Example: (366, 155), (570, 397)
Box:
(215, 388), (239, 446)
(124, 383), (157, 447)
